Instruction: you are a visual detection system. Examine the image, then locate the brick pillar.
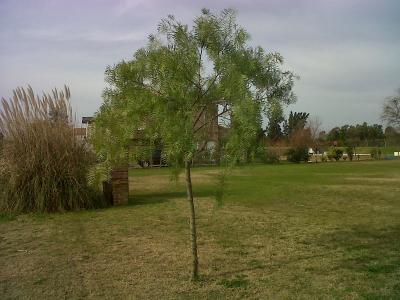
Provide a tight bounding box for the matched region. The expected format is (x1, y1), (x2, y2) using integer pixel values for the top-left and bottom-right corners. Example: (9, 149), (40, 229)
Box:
(111, 166), (129, 205)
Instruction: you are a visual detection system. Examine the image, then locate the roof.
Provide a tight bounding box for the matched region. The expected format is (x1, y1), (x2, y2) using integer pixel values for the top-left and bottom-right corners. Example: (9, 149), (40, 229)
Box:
(82, 117), (94, 124)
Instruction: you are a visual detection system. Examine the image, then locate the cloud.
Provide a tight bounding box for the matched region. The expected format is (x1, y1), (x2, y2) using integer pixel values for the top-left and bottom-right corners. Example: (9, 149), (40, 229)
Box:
(19, 28), (145, 43)
(1, 0), (399, 129)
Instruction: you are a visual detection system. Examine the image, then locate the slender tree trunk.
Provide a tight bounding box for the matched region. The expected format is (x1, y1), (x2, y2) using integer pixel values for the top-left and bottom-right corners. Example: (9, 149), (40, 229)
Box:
(185, 160), (199, 281)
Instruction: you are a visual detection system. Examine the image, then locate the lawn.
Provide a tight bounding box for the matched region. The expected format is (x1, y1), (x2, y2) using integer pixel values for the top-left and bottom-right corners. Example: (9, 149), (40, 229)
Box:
(1, 160), (400, 299)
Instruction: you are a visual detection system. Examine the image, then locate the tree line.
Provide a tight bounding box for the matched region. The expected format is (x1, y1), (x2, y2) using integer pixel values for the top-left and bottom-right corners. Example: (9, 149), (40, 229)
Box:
(266, 113), (400, 148)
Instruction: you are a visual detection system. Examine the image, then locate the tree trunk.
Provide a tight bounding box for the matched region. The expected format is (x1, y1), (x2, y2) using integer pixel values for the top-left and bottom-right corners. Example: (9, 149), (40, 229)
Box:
(185, 160), (199, 281)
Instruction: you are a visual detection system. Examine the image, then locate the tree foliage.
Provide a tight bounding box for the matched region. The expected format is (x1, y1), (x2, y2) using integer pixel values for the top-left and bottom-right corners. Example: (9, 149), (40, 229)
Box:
(266, 99), (285, 141)
(283, 111), (309, 138)
(385, 126), (400, 146)
(92, 8), (296, 279)
(381, 88), (400, 128)
(326, 122), (384, 146)
(92, 9), (296, 168)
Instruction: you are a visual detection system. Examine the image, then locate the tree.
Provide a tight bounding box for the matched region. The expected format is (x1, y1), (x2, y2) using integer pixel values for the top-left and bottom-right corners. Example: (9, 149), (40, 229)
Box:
(326, 122), (385, 147)
(92, 9), (296, 280)
(266, 99), (284, 141)
(306, 116), (322, 162)
(307, 116), (322, 143)
(385, 126), (400, 146)
(327, 126), (340, 144)
(381, 88), (400, 128)
(283, 111), (309, 138)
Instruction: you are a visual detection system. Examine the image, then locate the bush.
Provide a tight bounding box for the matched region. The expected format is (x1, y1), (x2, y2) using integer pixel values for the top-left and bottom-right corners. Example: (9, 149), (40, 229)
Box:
(257, 148), (280, 164)
(346, 146), (354, 161)
(328, 148), (343, 161)
(0, 86), (104, 213)
(286, 147), (309, 163)
(370, 148), (382, 160)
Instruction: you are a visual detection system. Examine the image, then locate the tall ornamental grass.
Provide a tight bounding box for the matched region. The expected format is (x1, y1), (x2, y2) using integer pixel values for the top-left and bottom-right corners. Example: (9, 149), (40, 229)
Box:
(0, 86), (104, 213)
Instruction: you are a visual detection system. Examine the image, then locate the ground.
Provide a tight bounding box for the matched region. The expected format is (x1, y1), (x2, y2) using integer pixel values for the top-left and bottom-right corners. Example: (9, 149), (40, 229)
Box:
(1, 160), (400, 299)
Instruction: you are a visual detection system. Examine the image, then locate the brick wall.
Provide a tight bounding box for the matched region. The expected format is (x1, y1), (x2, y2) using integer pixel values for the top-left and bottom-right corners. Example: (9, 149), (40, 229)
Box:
(111, 167), (129, 205)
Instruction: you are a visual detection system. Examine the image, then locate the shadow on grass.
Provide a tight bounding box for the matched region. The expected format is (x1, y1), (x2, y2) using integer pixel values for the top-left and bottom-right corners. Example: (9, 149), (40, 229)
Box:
(316, 224), (400, 298)
(213, 225), (400, 294)
(215, 252), (329, 279)
(128, 188), (216, 206)
(317, 224), (400, 274)
(128, 191), (185, 205)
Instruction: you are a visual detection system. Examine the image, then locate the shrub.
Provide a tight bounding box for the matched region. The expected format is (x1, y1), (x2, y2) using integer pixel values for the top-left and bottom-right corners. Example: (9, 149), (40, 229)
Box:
(0, 86), (104, 213)
(370, 148), (377, 159)
(328, 148), (343, 161)
(286, 147), (309, 163)
(346, 146), (354, 161)
(265, 149), (280, 164)
(370, 148), (382, 160)
(257, 148), (280, 164)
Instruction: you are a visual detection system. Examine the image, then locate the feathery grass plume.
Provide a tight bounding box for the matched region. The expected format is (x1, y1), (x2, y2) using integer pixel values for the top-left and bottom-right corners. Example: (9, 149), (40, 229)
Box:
(0, 86), (104, 213)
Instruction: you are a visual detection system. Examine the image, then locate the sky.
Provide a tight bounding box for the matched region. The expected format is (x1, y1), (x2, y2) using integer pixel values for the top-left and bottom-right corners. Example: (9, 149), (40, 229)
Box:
(0, 0), (399, 129)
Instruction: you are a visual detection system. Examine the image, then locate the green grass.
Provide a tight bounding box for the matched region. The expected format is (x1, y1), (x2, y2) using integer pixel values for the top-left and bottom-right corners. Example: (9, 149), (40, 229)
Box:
(1, 160), (400, 299)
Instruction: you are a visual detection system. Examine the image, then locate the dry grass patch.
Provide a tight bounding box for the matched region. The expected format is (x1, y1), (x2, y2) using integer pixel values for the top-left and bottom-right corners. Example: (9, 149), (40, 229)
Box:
(345, 176), (400, 183)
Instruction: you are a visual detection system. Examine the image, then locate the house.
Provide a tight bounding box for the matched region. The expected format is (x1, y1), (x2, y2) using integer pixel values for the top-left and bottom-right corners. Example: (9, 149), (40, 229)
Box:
(73, 127), (87, 141)
(73, 117), (95, 140)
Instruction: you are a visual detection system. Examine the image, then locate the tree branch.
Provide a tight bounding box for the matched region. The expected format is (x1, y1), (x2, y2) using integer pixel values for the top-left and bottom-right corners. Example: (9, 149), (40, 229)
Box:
(193, 104), (230, 134)
(192, 105), (208, 129)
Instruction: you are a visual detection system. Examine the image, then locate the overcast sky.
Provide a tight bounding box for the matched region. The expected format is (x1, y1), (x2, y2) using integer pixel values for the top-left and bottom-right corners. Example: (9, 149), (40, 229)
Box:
(1, 0), (399, 129)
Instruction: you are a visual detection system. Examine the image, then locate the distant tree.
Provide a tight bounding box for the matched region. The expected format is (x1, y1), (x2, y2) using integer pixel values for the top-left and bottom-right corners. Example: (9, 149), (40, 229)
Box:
(306, 116), (322, 162)
(91, 9), (296, 280)
(266, 99), (284, 141)
(339, 125), (349, 141)
(318, 130), (327, 141)
(283, 111), (309, 138)
(381, 89), (400, 128)
(307, 117), (322, 141)
(384, 126), (400, 146)
(327, 127), (340, 144)
(288, 127), (312, 148)
(327, 122), (384, 147)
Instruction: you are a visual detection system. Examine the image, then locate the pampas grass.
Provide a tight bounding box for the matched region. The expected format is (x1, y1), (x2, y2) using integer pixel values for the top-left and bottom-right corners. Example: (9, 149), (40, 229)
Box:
(0, 86), (104, 213)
